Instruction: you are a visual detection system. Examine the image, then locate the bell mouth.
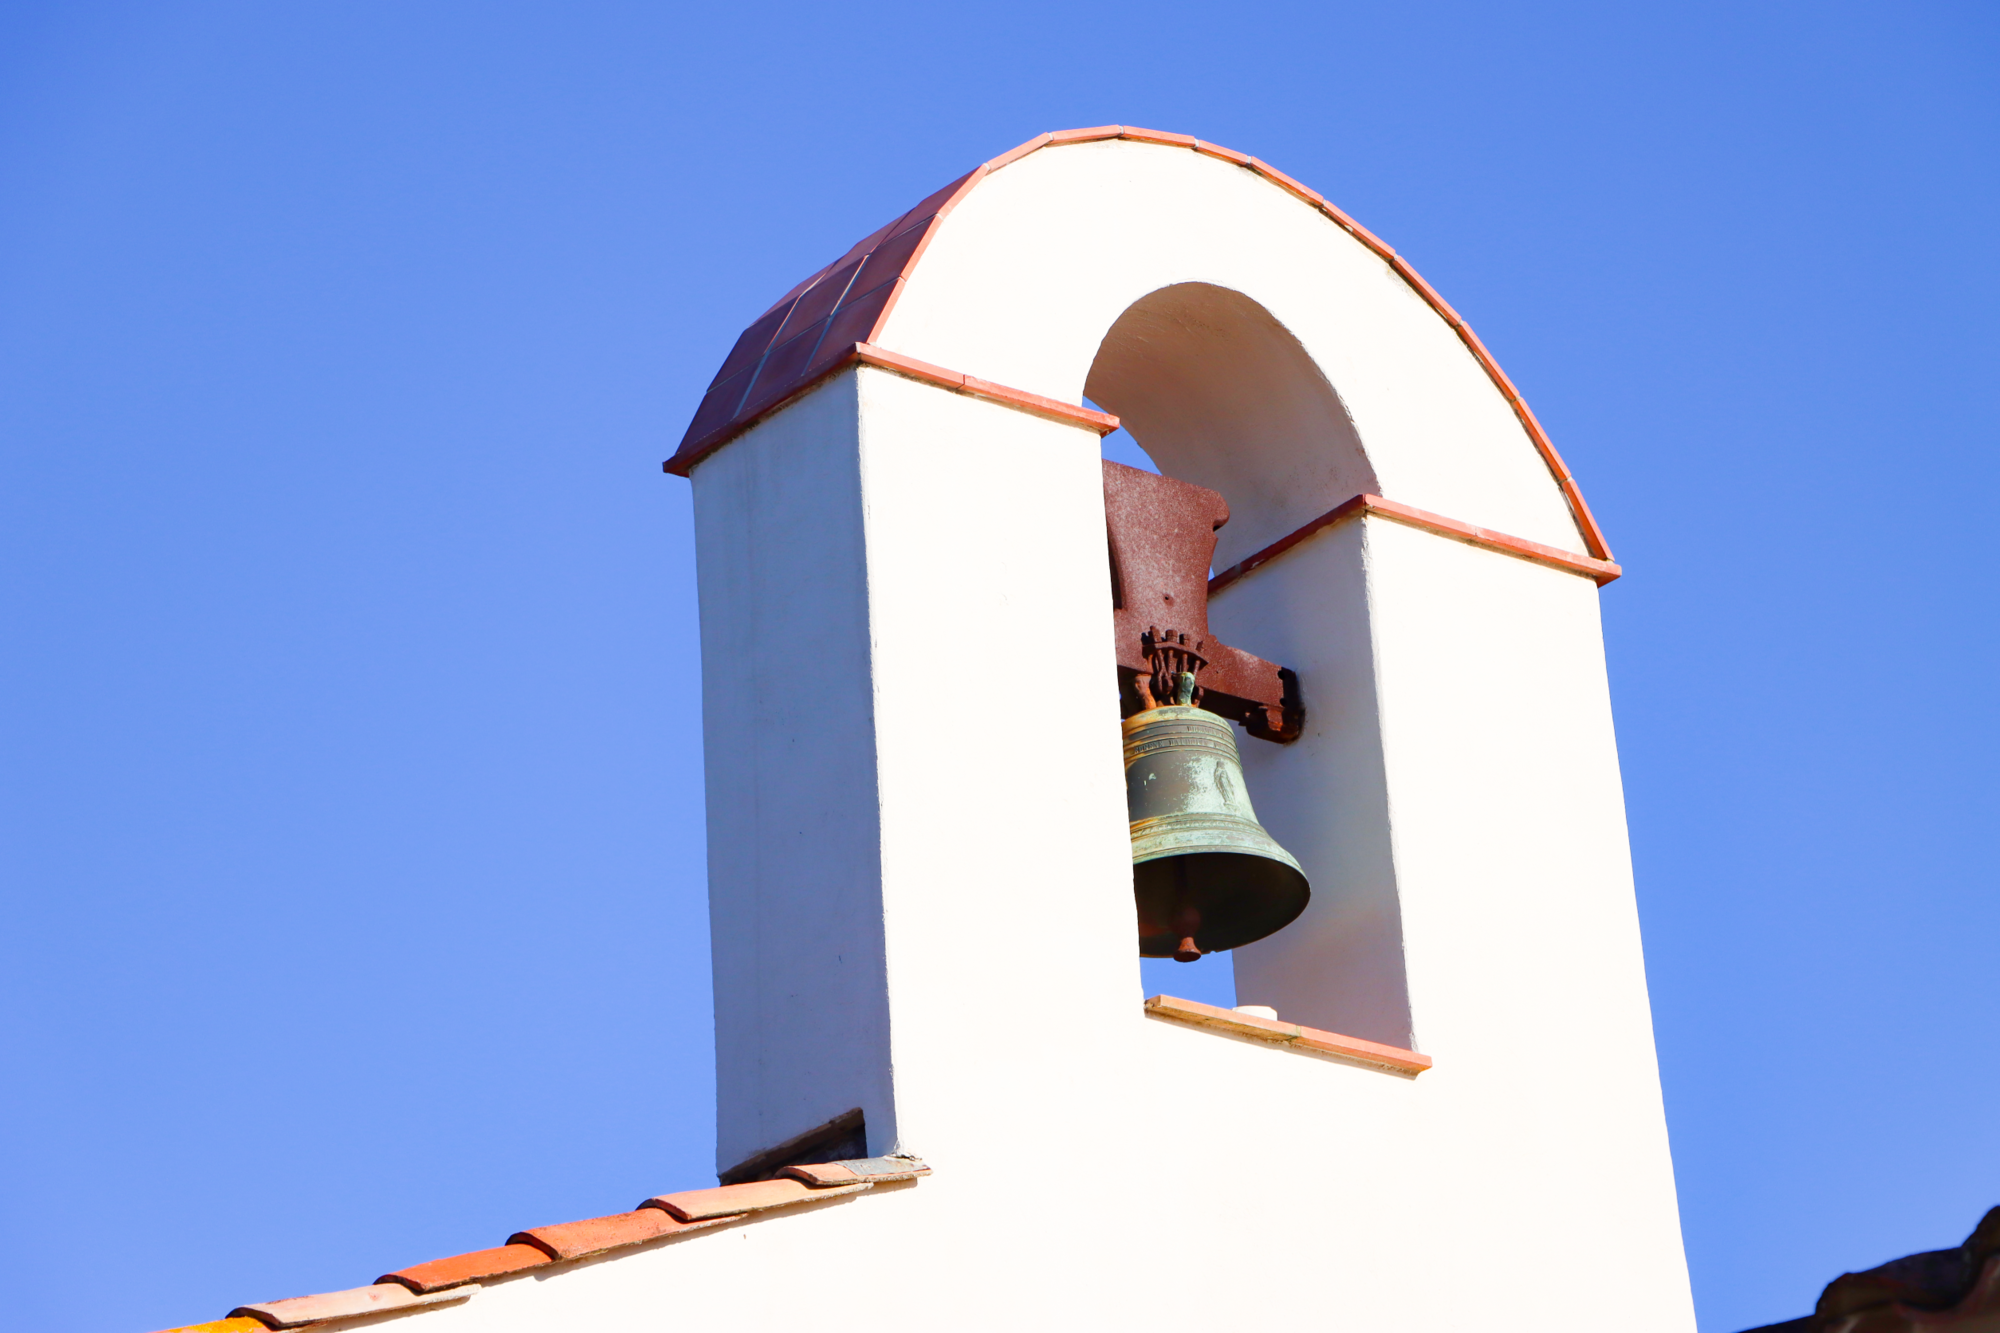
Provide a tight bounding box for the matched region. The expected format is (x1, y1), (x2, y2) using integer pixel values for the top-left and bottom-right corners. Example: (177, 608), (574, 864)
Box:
(1133, 850), (1310, 958)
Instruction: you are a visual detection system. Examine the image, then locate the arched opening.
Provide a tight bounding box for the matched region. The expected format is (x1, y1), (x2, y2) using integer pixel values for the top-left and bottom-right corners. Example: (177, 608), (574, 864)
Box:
(1084, 283), (1374, 571)
(1087, 282), (1412, 1045)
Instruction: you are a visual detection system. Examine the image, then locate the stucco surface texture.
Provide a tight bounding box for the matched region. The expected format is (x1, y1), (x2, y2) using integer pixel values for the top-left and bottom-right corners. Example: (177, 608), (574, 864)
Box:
(325, 137), (1693, 1333)
(881, 139), (1586, 559)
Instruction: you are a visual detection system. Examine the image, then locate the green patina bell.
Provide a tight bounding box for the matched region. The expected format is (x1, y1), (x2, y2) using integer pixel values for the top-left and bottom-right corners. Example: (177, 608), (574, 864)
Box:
(1124, 673), (1311, 962)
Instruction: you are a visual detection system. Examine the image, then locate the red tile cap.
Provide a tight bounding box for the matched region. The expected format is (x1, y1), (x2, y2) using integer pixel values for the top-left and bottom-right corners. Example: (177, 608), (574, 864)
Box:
(511, 1208), (700, 1262)
(646, 1176), (870, 1223)
(1192, 139), (1254, 166)
(201, 1157), (933, 1327)
(985, 132), (1051, 170)
(895, 169), (982, 230)
(1118, 126), (1198, 148)
(1388, 255), (1462, 326)
(1047, 125), (1124, 144)
(379, 1243), (549, 1294)
(1246, 157), (1325, 208)
(230, 1283), (473, 1329)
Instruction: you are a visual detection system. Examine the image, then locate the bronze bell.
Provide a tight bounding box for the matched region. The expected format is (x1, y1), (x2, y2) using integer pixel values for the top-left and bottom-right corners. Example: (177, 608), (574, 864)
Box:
(1125, 672), (1310, 962)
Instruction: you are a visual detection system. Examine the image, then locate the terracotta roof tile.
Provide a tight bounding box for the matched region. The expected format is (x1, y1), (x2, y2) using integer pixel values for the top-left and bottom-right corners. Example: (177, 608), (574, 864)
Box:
(1192, 139), (1254, 167)
(380, 1243), (550, 1294)
(1046, 124), (1124, 144)
(229, 1282), (475, 1329)
(1206, 492), (1621, 594)
(510, 1208), (702, 1262)
(1246, 156), (1326, 208)
(985, 132), (1052, 170)
(149, 1157), (930, 1330)
(1388, 254), (1464, 327)
(1118, 126), (1199, 148)
(647, 1175), (871, 1223)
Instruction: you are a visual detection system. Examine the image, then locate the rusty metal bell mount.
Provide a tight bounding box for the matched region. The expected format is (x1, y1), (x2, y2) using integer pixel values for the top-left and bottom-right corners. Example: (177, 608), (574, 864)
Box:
(1124, 673), (1311, 962)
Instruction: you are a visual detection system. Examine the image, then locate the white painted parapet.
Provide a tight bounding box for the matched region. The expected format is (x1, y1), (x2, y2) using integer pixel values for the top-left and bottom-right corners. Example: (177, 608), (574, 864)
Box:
(692, 363), (1141, 1179)
(673, 129), (1696, 1331)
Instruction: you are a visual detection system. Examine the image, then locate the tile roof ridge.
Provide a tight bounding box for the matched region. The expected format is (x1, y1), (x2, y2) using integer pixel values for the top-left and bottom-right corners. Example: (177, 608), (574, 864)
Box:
(147, 1157), (930, 1332)
(1735, 1206), (2000, 1331)
(1813, 1206), (2000, 1321)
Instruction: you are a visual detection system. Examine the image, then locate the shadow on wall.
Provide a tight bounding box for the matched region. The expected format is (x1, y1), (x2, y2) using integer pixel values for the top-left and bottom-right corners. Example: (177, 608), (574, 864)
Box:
(1092, 405), (1243, 1008)
(1085, 282), (1375, 570)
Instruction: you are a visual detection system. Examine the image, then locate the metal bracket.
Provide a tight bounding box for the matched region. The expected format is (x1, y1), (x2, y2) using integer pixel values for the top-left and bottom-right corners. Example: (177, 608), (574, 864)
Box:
(1104, 461), (1303, 743)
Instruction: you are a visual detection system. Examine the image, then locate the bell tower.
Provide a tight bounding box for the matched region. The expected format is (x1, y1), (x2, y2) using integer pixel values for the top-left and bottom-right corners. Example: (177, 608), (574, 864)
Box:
(669, 129), (1697, 1331)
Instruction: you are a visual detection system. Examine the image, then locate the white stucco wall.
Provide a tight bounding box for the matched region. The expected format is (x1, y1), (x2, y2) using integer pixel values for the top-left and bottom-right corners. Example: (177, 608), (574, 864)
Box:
(691, 371), (896, 1169)
(372, 378), (1692, 1332)
(693, 365), (1143, 1173)
(879, 138), (1587, 560)
(338, 137), (1694, 1332)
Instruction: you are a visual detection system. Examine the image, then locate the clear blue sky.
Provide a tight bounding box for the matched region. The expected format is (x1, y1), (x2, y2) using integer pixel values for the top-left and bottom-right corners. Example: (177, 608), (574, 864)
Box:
(2, 4), (1993, 1331)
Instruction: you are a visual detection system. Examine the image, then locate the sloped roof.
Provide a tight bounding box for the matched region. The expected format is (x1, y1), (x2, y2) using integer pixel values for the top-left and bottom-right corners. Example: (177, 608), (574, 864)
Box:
(147, 1157), (928, 1332)
(662, 125), (1613, 566)
(1740, 1206), (2000, 1333)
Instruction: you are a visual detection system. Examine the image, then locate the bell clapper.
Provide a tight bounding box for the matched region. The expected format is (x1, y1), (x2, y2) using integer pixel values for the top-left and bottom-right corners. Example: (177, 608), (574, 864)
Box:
(1172, 892), (1203, 964)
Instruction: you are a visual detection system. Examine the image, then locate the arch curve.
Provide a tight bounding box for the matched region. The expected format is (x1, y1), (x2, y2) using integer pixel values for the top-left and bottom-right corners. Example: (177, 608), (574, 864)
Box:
(667, 126), (1611, 566)
(1086, 282), (1375, 570)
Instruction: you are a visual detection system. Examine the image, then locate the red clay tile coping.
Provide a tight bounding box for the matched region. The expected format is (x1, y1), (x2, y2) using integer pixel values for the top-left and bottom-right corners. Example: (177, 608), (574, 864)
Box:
(852, 343), (1121, 435)
(229, 1284), (477, 1329)
(1209, 492), (1623, 594)
(152, 1157), (928, 1332)
(665, 125), (1614, 570)
(664, 340), (1120, 475)
(1145, 995), (1433, 1075)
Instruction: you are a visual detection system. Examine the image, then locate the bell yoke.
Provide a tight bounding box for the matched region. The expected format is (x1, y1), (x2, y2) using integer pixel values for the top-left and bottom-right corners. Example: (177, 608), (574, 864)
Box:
(1104, 461), (1311, 963)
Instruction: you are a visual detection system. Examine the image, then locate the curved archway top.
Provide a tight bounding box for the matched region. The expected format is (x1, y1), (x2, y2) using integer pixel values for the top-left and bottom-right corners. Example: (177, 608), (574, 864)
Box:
(666, 126), (1611, 566)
